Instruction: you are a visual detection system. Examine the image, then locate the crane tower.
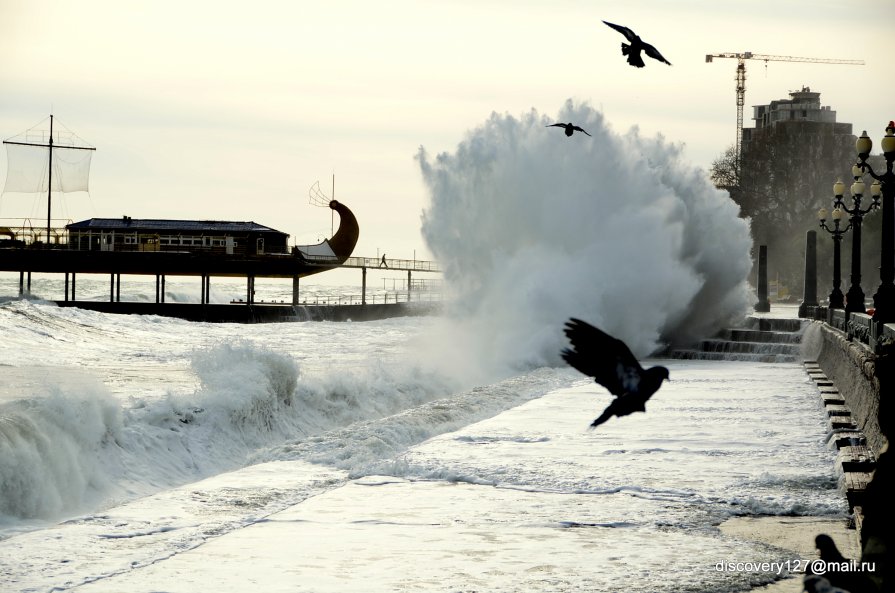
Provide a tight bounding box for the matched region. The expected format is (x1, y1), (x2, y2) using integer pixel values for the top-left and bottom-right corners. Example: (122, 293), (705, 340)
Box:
(706, 52), (864, 182)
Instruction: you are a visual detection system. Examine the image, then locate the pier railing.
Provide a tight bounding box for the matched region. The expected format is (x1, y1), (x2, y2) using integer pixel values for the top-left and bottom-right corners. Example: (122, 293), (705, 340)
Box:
(340, 256), (440, 272)
(273, 290), (444, 307)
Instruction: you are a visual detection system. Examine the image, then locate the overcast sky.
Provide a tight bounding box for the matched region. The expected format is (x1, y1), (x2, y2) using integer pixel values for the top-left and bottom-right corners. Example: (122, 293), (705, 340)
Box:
(1, 0), (892, 284)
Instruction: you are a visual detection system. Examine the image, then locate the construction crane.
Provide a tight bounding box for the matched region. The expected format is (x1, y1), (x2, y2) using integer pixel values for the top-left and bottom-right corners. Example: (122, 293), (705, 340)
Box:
(706, 52), (865, 180)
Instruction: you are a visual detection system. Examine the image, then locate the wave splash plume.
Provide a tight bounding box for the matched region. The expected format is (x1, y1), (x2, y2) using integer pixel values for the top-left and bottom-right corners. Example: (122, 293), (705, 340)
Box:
(417, 100), (752, 378)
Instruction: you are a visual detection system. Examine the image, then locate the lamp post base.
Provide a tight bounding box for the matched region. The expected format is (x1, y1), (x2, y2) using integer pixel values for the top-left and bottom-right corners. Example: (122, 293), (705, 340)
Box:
(845, 285), (866, 314)
(872, 282), (895, 324)
(829, 288), (845, 310)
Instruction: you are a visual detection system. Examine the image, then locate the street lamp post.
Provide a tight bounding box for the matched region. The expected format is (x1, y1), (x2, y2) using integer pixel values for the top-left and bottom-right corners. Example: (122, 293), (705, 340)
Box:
(817, 206), (850, 309)
(855, 124), (895, 325)
(832, 169), (880, 314)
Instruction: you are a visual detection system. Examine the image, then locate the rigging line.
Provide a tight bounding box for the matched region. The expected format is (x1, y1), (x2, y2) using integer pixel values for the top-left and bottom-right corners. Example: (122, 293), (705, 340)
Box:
(3, 115), (50, 143)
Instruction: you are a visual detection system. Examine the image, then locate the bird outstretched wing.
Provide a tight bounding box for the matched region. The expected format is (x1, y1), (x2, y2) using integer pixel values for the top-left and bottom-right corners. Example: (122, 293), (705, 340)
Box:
(602, 20), (637, 42)
(546, 123), (565, 128)
(643, 42), (671, 65)
(571, 125), (591, 136)
(561, 318), (643, 396)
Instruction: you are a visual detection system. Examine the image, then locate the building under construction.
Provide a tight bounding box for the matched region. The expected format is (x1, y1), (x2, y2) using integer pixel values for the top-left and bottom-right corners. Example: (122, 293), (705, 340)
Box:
(744, 86), (852, 144)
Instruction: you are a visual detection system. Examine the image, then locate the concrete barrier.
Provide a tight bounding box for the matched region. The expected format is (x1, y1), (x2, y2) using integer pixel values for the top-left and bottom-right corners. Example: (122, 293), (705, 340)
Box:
(806, 321), (884, 454)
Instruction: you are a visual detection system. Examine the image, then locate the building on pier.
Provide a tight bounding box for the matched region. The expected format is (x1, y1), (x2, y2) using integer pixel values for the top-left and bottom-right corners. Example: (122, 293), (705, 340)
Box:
(66, 217), (289, 256)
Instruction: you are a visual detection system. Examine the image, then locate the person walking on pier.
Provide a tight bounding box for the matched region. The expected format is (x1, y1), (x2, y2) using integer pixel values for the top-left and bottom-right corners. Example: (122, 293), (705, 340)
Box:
(380, 254), (388, 269)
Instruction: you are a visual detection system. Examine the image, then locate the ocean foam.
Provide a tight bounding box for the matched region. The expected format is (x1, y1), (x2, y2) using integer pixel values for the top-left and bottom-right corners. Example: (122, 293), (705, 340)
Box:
(417, 100), (753, 380)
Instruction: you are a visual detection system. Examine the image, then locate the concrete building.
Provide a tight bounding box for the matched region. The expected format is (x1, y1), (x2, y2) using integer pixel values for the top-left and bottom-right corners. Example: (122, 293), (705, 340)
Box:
(66, 217), (289, 256)
(743, 86), (852, 145)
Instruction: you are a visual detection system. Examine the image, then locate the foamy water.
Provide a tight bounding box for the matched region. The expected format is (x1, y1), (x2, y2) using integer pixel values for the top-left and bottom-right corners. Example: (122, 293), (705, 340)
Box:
(0, 101), (841, 592)
(0, 297), (846, 592)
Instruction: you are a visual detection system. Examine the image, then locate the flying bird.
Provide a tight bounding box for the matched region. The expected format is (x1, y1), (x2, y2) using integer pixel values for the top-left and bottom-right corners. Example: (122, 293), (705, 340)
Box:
(602, 21), (671, 68)
(561, 318), (669, 428)
(547, 123), (591, 137)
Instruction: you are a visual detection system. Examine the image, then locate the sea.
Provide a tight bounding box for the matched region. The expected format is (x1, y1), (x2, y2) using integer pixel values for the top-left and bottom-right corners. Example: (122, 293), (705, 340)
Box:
(0, 95), (862, 591)
(0, 274), (848, 592)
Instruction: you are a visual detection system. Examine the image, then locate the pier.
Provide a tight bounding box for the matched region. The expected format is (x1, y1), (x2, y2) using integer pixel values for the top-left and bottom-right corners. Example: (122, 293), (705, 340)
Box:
(0, 200), (444, 322)
(0, 246), (442, 323)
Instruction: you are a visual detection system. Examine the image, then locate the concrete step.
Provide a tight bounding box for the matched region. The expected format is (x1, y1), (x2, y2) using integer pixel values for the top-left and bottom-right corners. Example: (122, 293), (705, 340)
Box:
(718, 328), (804, 344)
(741, 317), (806, 332)
(841, 471), (873, 511)
(837, 445), (876, 473)
(698, 339), (801, 355)
(669, 350), (799, 363)
(825, 406), (851, 418)
(666, 315), (804, 363)
(822, 394), (846, 406)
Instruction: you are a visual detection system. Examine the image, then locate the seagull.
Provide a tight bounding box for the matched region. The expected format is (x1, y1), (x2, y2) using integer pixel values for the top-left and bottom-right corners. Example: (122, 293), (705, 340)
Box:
(602, 21), (671, 68)
(805, 534), (873, 593)
(547, 123), (591, 137)
(561, 318), (669, 428)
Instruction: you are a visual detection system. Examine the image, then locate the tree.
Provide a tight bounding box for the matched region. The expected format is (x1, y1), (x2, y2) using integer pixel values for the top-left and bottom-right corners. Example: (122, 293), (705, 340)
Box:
(708, 122), (880, 301)
(709, 144), (739, 190)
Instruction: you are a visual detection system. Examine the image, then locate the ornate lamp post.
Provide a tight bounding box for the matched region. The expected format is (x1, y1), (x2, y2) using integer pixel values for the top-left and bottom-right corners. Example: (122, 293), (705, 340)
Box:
(855, 123), (895, 324)
(832, 169), (880, 314)
(817, 206), (850, 309)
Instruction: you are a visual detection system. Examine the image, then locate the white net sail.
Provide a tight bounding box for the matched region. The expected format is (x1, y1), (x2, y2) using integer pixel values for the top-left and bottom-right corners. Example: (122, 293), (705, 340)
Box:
(3, 142), (93, 194)
(3, 118), (94, 194)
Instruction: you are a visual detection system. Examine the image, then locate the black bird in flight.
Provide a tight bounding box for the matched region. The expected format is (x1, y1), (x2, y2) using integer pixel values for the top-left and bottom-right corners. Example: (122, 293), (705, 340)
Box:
(547, 122), (591, 137)
(602, 21), (671, 68)
(561, 318), (669, 428)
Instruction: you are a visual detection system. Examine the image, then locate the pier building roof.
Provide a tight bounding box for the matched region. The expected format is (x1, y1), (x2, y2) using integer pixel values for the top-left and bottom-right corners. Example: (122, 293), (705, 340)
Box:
(67, 217), (284, 235)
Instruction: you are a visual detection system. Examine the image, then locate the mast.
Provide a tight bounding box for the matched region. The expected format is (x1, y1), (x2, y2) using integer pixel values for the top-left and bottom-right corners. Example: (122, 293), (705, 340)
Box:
(2, 115), (95, 247)
(47, 114), (54, 245)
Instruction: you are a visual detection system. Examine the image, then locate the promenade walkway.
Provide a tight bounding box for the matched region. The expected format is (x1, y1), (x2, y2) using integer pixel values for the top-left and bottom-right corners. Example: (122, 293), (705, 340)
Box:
(1, 305), (864, 593)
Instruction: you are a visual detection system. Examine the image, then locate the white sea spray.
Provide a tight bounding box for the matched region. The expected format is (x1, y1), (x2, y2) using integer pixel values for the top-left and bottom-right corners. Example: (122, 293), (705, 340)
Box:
(417, 100), (752, 381)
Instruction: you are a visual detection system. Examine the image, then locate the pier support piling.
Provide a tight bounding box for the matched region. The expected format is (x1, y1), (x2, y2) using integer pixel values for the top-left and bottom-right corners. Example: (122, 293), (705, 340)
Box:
(361, 267), (367, 305)
(199, 274), (211, 305)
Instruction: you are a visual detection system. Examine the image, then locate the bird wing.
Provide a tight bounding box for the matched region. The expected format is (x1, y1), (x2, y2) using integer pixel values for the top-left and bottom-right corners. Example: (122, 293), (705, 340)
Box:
(643, 42), (671, 65)
(571, 126), (591, 136)
(546, 123), (566, 128)
(602, 21), (637, 42)
(561, 318), (644, 396)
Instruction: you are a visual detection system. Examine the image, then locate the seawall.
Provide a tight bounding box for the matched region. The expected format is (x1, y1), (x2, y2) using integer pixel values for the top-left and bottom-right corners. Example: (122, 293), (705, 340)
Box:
(801, 318), (892, 591)
(804, 321), (884, 454)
